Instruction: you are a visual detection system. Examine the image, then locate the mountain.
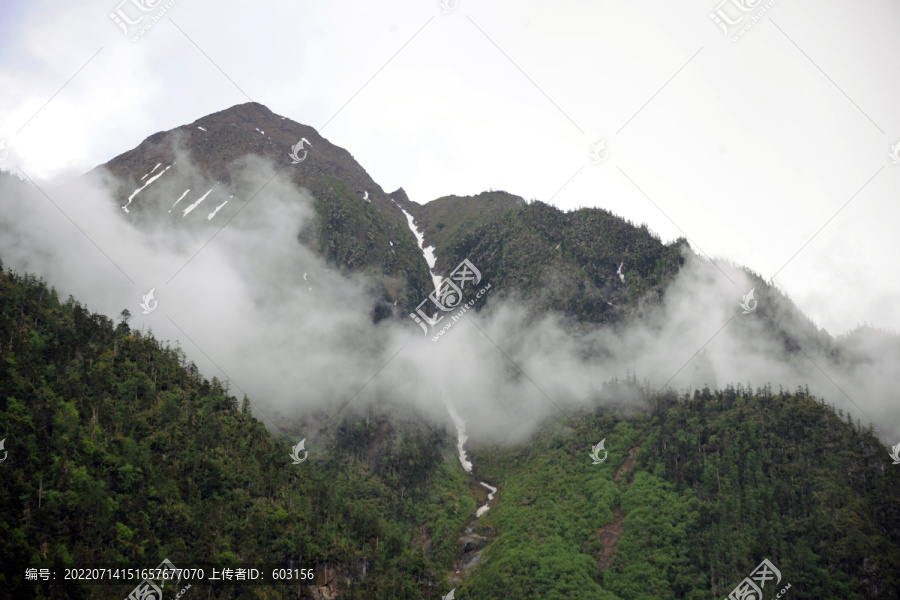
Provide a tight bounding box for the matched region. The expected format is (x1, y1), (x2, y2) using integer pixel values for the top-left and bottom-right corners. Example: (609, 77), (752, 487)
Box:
(2, 102), (900, 599)
(408, 190), (686, 323)
(87, 102), (831, 345)
(1, 261), (898, 599)
(91, 102), (434, 319)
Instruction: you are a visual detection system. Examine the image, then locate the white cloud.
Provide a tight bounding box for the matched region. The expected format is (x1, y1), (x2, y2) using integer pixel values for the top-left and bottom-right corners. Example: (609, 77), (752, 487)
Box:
(1, 0), (899, 443)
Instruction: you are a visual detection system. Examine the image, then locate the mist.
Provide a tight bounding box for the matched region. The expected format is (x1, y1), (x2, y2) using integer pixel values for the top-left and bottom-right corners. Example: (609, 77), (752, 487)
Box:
(1, 156), (897, 450)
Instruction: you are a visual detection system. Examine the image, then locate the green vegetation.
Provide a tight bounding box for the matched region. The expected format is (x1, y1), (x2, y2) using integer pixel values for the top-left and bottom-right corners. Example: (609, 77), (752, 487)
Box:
(304, 175), (434, 318)
(1, 263), (898, 599)
(463, 384), (900, 599)
(418, 196), (686, 323)
(0, 263), (469, 599)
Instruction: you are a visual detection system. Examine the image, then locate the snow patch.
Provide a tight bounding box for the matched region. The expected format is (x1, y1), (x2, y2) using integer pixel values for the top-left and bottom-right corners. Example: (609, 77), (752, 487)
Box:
(475, 482), (498, 518)
(197, 126), (207, 131)
(182, 188), (213, 217)
(168, 189), (191, 213)
(444, 393), (472, 473)
(207, 200), (228, 221)
(401, 209), (441, 294)
(444, 390), (498, 518)
(122, 164), (172, 212)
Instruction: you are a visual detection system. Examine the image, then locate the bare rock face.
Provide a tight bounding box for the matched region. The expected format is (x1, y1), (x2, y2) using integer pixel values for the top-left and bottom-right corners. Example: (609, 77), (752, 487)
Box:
(97, 102), (391, 212)
(307, 565), (350, 600)
(86, 101), (434, 315)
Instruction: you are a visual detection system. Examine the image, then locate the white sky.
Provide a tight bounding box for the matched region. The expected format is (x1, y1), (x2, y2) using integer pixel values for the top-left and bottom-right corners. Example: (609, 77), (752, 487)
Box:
(1, 0), (899, 336)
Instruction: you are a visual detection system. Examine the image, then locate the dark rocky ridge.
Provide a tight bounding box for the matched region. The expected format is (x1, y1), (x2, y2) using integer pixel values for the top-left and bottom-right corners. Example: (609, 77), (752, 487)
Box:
(89, 102), (434, 315)
(84, 102), (895, 367)
(98, 102), (396, 211)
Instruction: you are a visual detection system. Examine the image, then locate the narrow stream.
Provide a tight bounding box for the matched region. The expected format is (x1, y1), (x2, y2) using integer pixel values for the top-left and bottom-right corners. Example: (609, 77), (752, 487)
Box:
(401, 208), (496, 518)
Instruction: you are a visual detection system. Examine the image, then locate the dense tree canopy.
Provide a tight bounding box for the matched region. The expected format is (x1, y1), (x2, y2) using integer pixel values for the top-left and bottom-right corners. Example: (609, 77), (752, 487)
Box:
(1, 262), (898, 599)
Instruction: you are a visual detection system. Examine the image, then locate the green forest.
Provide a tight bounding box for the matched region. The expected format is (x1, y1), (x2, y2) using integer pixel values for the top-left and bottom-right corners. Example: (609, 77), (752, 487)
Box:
(413, 194), (687, 324)
(1, 261), (898, 599)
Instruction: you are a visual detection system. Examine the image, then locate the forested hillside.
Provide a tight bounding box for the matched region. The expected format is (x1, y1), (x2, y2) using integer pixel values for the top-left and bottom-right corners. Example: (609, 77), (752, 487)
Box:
(414, 194), (688, 323)
(1, 262), (898, 599)
(0, 262), (471, 599)
(466, 381), (900, 599)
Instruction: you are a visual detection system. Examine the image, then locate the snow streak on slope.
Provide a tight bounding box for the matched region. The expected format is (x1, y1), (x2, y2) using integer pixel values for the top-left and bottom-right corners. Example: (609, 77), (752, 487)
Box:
(401, 210), (496, 516)
(208, 200), (229, 221)
(475, 482), (497, 518)
(401, 209), (442, 295)
(182, 188), (213, 217)
(444, 394), (473, 473)
(122, 164), (172, 212)
(169, 189), (191, 213)
(444, 390), (497, 518)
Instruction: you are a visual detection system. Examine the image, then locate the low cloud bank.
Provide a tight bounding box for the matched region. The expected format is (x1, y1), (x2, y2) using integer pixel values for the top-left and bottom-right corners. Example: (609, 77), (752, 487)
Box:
(1, 157), (896, 447)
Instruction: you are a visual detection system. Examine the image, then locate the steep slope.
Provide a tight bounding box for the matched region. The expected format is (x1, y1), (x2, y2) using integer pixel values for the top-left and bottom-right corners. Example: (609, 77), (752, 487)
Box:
(2, 263), (898, 600)
(81, 102), (844, 351)
(0, 262), (476, 599)
(96, 102), (403, 215)
(408, 193), (685, 324)
(407, 193), (876, 390)
(89, 102), (433, 316)
(5, 102), (900, 599)
(461, 385), (900, 600)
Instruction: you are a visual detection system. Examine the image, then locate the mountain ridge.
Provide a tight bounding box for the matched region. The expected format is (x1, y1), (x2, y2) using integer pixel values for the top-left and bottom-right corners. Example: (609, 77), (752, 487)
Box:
(2, 100), (900, 599)
(83, 102), (900, 384)
(89, 102), (435, 316)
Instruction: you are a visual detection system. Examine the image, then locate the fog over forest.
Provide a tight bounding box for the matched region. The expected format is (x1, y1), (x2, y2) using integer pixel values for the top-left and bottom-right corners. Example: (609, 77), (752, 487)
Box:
(1, 154), (896, 446)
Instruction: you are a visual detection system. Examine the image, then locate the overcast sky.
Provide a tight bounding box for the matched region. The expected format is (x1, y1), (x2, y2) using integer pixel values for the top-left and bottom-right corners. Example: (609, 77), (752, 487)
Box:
(1, 0), (899, 336)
